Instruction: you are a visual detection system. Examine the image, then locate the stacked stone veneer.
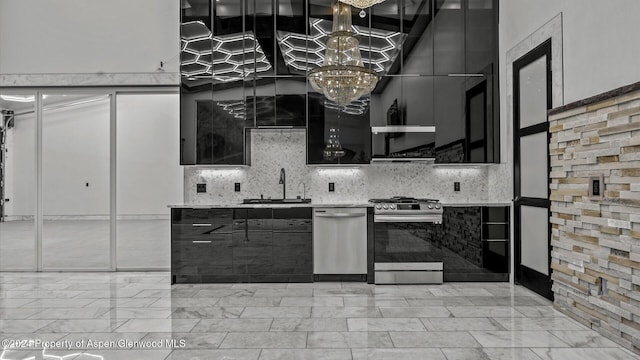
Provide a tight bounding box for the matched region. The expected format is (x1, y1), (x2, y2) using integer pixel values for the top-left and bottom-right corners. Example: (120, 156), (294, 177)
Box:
(549, 86), (640, 354)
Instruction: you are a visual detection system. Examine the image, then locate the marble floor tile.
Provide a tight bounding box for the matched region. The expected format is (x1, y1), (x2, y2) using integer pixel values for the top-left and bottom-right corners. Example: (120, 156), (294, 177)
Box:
(422, 317), (506, 331)
(493, 317), (584, 331)
(252, 288), (313, 297)
(351, 348), (447, 360)
(71, 349), (172, 360)
(307, 331), (393, 348)
(430, 287), (494, 297)
(548, 330), (620, 348)
(468, 296), (550, 306)
(285, 282), (342, 289)
(141, 331), (227, 349)
(104, 307), (174, 319)
(231, 283), (288, 289)
(447, 306), (526, 318)
(0, 299), (36, 308)
(193, 289), (256, 298)
(219, 331), (307, 348)
(405, 296), (474, 306)
(371, 287), (433, 298)
(171, 306), (244, 319)
(389, 331), (482, 348)
(87, 298), (158, 308)
(311, 306), (382, 318)
(270, 318), (347, 331)
(150, 297), (220, 308)
(37, 319), (125, 333)
(379, 306), (451, 318)
(191, 318), (272, 332)
(469, 330), (570, 348)
(30, 307), (111, 320)
(3, 290), (86, 299)
(531, 347), (639, 360)
(347, 318), (426, 332)
(0, 308), (44, 320)
(0, 319), (55, 333)
(216, 297), (281, 307)
(343, 296), (409, 307)
(441, 347), (544, 360)
(165, 349), (261, 360)
(21, 298), (96, 308)
(514, 306), (566, 318)
(259, 348), (352, 360)
(59, 332), (147, 349)
(115, 318), (199, 333)
(240, 306), (311, 318)
(280, 296), (344, 307)
(313, 288), (374, 297)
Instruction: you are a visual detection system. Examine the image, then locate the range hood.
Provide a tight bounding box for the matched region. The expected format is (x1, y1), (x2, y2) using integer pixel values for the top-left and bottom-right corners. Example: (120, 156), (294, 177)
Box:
(371, 125), (436, 134)
(371, 125), (436, 163)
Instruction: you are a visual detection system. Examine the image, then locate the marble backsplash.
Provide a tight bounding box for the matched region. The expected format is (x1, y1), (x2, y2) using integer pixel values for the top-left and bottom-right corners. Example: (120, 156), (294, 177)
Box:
(184, 130), (493, 205)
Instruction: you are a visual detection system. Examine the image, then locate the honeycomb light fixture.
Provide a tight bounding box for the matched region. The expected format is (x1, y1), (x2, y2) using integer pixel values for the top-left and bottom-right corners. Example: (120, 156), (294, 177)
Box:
(308, 2), (379, 106)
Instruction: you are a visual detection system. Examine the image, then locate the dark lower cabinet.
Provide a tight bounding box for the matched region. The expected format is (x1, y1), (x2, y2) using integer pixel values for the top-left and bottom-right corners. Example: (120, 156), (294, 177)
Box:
(272, 208), (313, 282)
(172, 207), (312, 283)
(441, 206), (509, 282)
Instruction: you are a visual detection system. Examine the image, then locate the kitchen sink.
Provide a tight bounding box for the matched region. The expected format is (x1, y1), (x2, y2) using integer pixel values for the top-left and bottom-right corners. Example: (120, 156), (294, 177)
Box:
(242, 198), (312, 204)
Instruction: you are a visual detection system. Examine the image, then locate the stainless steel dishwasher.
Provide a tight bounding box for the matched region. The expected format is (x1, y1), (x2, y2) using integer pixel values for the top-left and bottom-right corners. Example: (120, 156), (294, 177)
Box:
(313, 207), (367, 276)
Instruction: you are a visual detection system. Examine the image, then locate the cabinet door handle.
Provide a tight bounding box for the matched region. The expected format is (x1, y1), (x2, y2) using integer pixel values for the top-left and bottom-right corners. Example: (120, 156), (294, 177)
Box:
(192, 240), (212, 244)
(192, 223), (212, 227)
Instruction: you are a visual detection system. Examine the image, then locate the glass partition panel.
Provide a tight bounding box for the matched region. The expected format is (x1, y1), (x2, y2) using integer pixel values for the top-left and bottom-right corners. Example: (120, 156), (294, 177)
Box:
(116, 93), (182, 270)
(41, 93), (111, 270)
(0, 92), (37, 270)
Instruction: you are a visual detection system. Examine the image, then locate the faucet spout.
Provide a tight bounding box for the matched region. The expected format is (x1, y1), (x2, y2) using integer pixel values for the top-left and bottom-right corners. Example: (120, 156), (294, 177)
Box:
(278, 168), (286, 199)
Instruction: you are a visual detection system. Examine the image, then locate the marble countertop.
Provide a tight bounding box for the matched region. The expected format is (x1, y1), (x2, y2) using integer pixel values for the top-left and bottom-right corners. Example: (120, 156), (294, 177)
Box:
(169, 202), (512, 209)
(168, 203), (373, 209)
(442, 202), (512, 207)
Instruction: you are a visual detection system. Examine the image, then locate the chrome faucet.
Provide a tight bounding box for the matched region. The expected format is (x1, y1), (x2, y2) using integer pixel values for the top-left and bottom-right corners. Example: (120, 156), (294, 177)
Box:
(278, 168), (286, 199)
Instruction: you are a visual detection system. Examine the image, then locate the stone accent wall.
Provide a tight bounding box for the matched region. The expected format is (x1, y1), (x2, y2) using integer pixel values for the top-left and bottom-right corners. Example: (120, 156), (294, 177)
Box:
(549, 86), (640, 354)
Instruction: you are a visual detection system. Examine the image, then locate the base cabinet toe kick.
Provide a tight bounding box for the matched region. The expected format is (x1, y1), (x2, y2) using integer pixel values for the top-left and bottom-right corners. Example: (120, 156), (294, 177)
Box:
(374, 262), (444, 284)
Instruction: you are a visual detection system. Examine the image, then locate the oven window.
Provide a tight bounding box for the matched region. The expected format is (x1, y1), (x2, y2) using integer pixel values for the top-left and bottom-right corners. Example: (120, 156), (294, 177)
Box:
(374, 222), (442, 263)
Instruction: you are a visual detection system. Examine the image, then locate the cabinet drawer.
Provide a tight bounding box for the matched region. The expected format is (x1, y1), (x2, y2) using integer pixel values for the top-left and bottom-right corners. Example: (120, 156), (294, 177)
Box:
(172, 208), (233, 227)
(273, 219), (312, 233)
(172, 224), (233, 242)
(172, 235), (233, 276)
(482, 207), (509, 223)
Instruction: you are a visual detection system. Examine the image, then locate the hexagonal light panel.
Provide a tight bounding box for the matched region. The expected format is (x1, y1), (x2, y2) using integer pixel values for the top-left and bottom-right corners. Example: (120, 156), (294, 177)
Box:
(181, 21), (272, 80)
(277, 18), (405, 75)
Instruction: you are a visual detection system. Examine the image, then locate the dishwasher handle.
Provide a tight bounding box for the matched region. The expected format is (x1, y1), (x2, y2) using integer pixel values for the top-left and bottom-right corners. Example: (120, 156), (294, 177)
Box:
(315, 212), (366, 218)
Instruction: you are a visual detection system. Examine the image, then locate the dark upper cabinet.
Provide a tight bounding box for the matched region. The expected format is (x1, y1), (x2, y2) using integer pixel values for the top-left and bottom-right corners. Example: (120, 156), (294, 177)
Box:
(307, 93), (372, 165)
(434, 0), (465, 75)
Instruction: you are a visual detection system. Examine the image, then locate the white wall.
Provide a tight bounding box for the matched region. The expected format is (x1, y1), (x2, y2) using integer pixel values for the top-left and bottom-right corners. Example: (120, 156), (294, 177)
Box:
(0, 0), (179, 74)
(499, 0), (640, 105)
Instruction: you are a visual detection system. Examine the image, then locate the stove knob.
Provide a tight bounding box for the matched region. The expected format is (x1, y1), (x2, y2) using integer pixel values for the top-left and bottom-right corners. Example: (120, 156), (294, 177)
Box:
(390, 204), (396, 210)
(428, 203), (434, 209)
(382, 204), (389, 210)
(435, 203), (441, 209)
(375, 204), (382, 210)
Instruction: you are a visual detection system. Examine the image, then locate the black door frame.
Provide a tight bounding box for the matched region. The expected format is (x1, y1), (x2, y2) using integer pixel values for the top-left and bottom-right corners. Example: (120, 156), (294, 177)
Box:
(513, 39), (553, 300)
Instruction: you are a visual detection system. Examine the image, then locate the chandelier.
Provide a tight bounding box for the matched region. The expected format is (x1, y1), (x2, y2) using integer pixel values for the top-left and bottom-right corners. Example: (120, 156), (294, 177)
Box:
(339, 0), (385, 9)
(308, 2), (379, 106)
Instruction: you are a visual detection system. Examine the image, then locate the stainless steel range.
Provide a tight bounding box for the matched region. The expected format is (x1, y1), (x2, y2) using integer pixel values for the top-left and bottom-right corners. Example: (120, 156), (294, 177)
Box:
(370, 197), (444, 284)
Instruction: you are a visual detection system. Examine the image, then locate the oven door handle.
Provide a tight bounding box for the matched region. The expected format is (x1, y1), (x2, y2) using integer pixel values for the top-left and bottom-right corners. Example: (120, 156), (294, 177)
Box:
(315, 213), (366, 218)
(374, 215), (441, 223)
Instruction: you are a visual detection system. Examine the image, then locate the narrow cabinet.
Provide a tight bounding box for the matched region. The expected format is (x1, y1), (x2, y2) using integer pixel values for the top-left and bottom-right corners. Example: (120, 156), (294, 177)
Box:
(171, 208), (234, 284)
(272, 208), (313, 282)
